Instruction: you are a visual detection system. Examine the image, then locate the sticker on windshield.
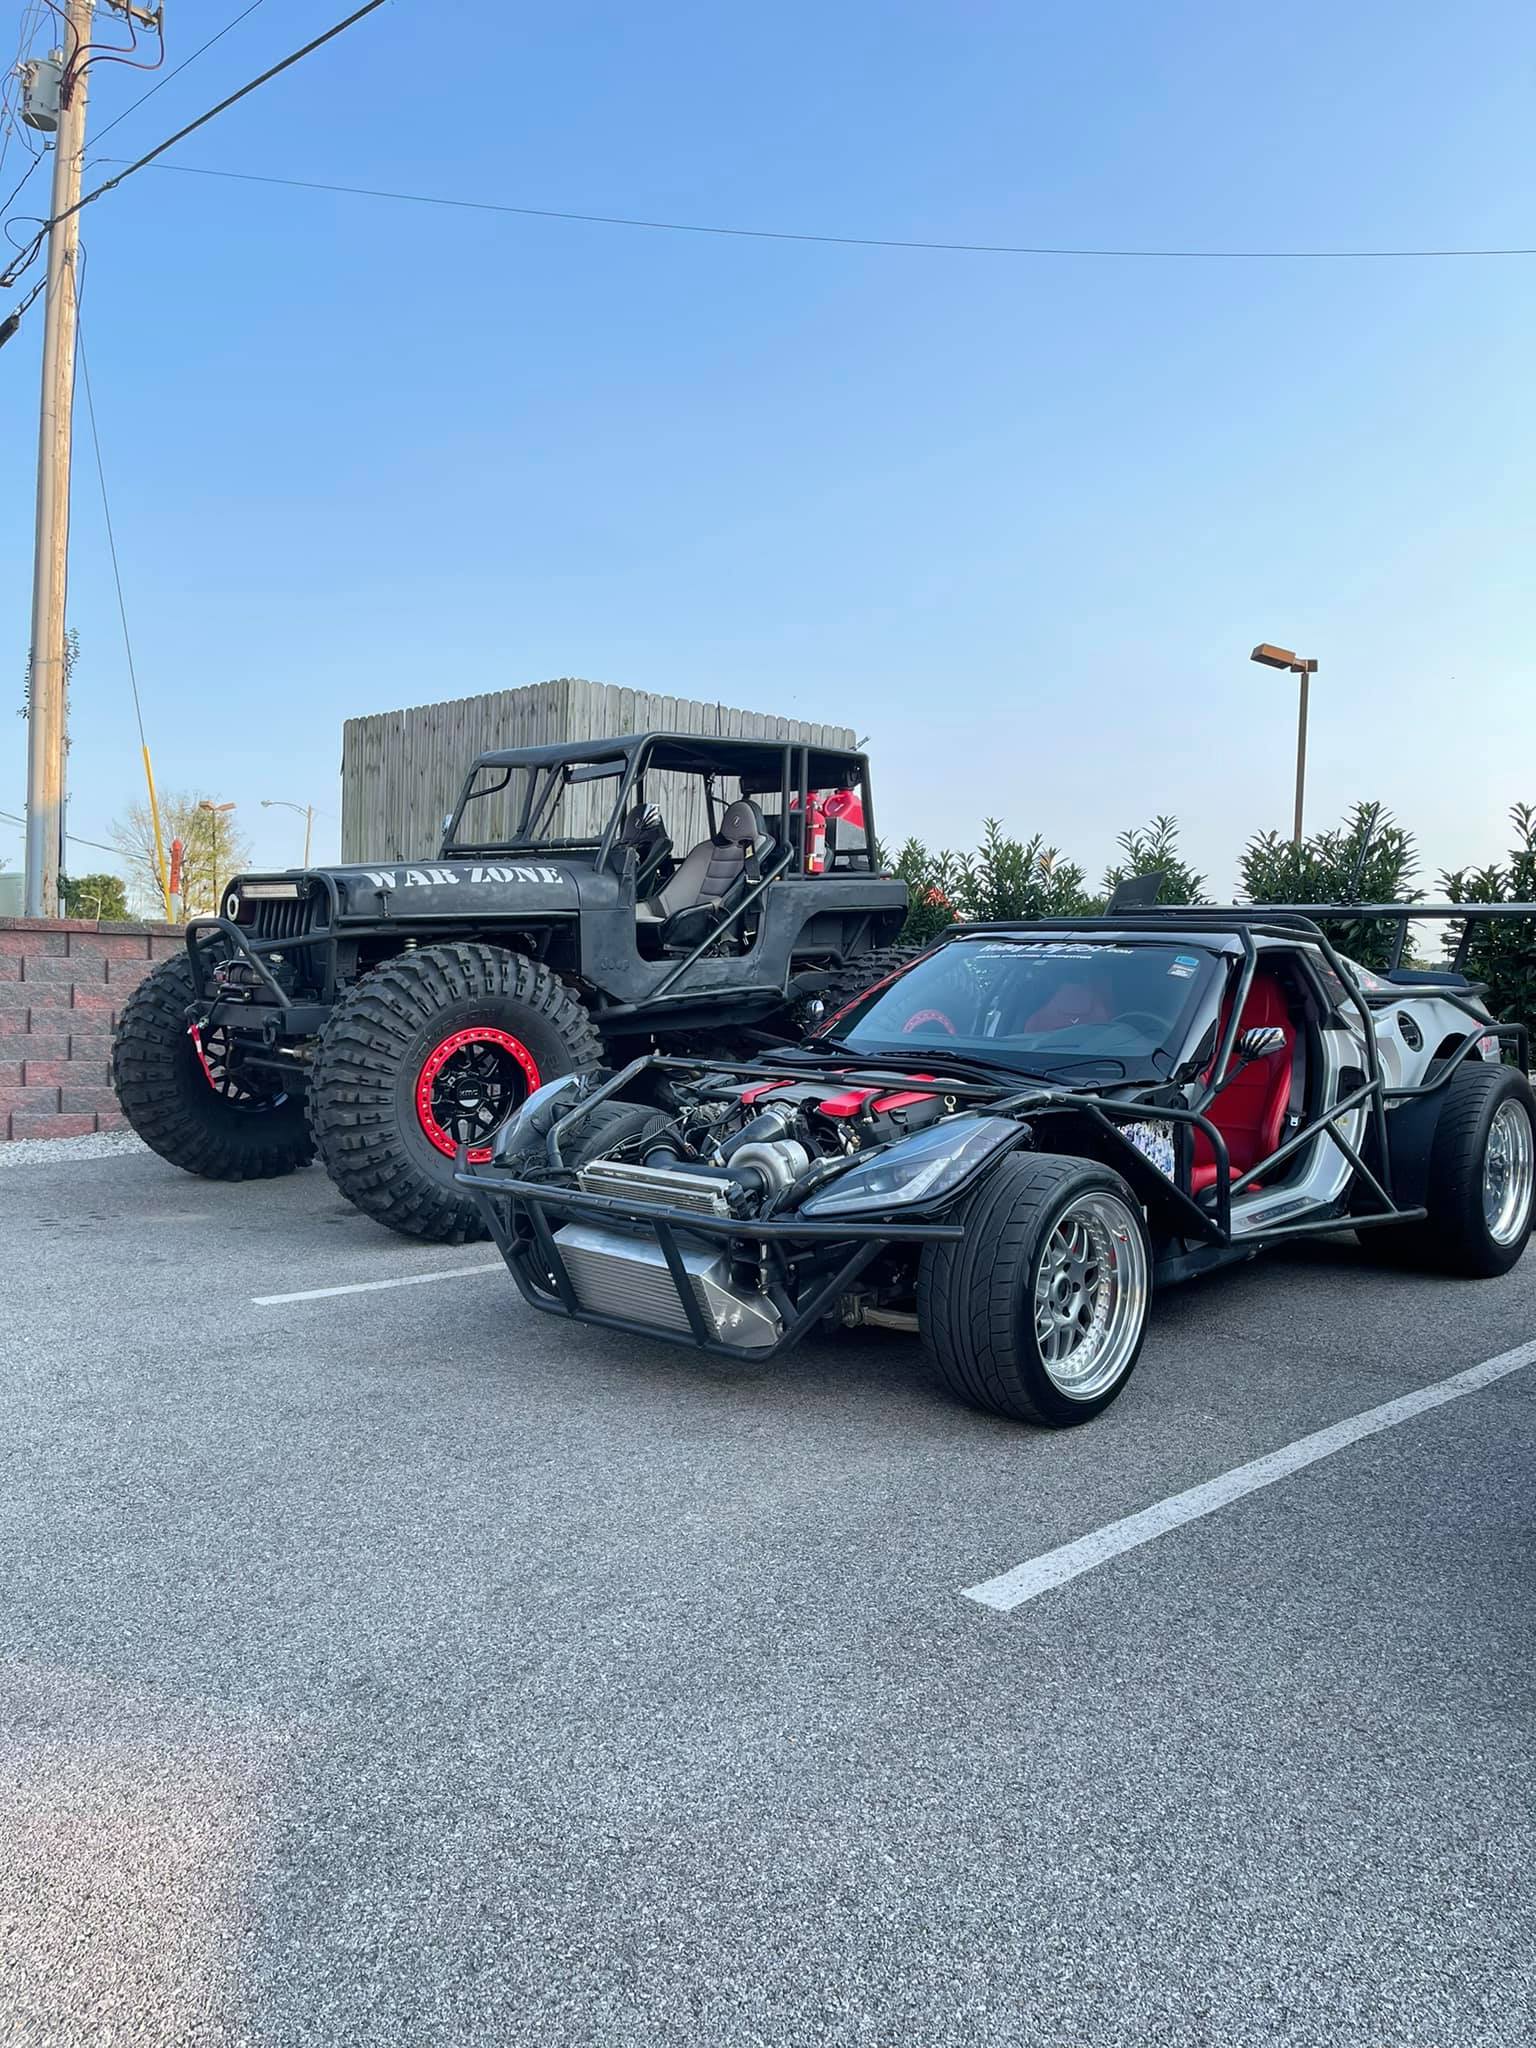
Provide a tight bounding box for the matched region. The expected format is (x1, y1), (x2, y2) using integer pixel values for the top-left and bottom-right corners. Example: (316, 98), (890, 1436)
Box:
(983, 941), (1135, 959)
(1174, 954), (1199, 968)
(1167, 962), (1195, 978)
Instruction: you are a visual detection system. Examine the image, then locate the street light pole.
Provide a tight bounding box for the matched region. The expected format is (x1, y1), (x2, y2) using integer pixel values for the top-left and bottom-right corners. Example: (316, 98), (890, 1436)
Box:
(1293, 667), (1310, 847)
(1251, 644), (1319, 848)
(261, 798), (315, 867)
(199, 799), (236, 912)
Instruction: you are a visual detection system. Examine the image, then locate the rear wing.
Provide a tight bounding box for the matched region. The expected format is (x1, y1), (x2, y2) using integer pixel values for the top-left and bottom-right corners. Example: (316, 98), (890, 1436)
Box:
(1213, 902), (1536, 975)
(970, 900), (1536, 978)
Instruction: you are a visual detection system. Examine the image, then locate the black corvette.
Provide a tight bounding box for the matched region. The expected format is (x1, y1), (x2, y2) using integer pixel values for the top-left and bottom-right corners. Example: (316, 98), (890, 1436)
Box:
(458, 907), (1533, 1427)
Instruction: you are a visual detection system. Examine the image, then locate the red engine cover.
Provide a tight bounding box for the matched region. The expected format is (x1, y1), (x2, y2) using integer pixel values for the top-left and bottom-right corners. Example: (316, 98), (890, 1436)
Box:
(738, 1075), (938, 1119)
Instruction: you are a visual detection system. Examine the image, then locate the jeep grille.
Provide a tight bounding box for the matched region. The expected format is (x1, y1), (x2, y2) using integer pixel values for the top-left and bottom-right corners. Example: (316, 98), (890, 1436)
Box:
(248, 890), (321, 943)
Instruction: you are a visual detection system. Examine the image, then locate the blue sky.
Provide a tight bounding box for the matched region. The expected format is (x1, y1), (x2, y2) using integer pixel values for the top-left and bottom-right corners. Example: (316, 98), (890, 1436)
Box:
(1, 0), (1532, 892)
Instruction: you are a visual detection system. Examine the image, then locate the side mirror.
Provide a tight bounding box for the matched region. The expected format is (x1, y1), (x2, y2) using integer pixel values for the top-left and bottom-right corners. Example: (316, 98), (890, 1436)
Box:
(1236, 1025), (1287, 1064)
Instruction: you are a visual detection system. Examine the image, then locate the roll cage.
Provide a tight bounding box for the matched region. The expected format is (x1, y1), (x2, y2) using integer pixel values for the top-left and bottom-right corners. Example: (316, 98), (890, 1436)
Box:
(929, 905), (1529, 1246)
(443, 731), (880, 877)
(457, 904), (1533, 1356)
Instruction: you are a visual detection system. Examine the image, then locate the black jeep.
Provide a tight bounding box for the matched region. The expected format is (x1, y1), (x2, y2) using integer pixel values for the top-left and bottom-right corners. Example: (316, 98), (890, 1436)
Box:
(111, 733), (912, 1241)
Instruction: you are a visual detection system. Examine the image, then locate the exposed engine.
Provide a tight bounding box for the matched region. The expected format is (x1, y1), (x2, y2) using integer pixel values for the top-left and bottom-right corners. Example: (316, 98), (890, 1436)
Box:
(538, 1070), (963, 1352)
(572, 1071), (955, 1220)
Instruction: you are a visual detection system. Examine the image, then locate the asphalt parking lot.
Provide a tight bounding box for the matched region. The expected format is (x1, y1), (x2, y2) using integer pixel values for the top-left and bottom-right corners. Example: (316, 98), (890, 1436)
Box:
(3, 1150), (1534, 2047)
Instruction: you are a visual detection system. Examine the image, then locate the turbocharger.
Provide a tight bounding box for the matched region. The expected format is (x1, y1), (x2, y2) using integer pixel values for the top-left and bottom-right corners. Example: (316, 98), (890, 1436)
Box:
(716, 1106), (812, 1199)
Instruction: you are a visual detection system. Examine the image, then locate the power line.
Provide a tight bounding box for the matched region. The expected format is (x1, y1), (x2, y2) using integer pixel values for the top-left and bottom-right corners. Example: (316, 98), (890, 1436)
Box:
(0, 0), (387, 287)
(103, 158), (1536, 263)
(89, 0), (267, 149)
(75, 306), (149, 752)
(0, 805), (118, 856)
(0, 263), (45, 345)
(0, 144), (44, 220)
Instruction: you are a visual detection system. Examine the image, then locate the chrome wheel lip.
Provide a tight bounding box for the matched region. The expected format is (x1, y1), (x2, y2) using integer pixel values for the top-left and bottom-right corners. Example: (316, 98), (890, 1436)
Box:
(1484, 1099), (1534, 1248)
(1032, 1189), (1150, 1401)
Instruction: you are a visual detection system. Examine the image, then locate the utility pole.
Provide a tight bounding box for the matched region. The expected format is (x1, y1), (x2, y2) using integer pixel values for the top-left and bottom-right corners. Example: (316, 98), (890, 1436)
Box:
(22, 0), (93, 918)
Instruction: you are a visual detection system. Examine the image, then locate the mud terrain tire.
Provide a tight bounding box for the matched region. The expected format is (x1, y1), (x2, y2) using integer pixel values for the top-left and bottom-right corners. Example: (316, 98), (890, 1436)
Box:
(308, 943), (601, 1243)
(807, 945), (925, 1027)
(111, 953), (314, 1180)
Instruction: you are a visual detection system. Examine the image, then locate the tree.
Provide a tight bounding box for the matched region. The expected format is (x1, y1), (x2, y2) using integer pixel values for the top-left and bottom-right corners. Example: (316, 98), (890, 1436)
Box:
(1440, 802), (1536, 1034)
(60, 871), (129, 921)
(1101, 815), (1207, 906)
(111, 792), (251, 918)
(1239, 800), (1419, 969)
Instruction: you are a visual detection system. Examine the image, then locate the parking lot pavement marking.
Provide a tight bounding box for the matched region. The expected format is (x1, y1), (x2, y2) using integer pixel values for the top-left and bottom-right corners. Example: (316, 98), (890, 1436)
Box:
(251, 1263), (502, 1306)
(961, 1336), (1536, 1613)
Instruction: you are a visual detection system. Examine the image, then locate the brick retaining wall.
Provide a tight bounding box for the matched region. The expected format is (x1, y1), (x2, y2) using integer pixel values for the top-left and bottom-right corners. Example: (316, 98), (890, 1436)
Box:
(0, 917), (181, 1140)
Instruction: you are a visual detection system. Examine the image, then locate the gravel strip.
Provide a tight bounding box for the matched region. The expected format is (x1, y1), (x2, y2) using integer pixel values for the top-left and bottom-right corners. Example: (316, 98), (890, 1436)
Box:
(0, 1130), (148, 1169)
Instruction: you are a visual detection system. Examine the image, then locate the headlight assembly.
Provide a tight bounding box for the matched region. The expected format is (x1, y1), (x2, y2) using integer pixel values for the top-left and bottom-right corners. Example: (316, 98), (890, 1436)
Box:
(799, 1115), (1019, 1218)
(492, 1073), (586, 1160)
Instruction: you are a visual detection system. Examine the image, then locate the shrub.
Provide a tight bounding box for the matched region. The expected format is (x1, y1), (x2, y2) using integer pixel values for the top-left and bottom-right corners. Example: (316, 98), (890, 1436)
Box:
(891, 837), (964, 945)
(955, 818), (1092, 924)
(892, 820), (1093, 942)
(1101, 815), (1207, 907)
(1241, 801), (1419, 970)
(1440, 803), (1536, 1034)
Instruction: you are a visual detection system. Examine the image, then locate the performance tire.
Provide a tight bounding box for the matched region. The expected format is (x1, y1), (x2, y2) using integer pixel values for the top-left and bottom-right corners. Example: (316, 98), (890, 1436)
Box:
(918, 1153), (1152, 1427)
(1374, 1063), (1535, 1278)
(308, 943), (601, 1243)
(110, 954), (314, 1181)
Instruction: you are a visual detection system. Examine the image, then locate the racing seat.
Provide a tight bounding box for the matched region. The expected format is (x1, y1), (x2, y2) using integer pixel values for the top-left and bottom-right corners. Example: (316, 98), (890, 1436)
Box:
(1191, 973), (1295, 1195)
(642, 799), (773, 951)
(1024, 980), (1113, 1033)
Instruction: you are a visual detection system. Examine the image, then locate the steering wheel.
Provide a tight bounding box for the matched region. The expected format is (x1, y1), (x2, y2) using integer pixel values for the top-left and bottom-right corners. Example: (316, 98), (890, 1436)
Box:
(903, 1008), (957, 1036)
(1116, 1010), (1167, 1037)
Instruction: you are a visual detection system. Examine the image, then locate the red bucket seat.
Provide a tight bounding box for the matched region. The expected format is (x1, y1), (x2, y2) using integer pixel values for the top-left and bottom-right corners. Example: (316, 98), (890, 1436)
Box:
(1191, 973), (1295, 1194)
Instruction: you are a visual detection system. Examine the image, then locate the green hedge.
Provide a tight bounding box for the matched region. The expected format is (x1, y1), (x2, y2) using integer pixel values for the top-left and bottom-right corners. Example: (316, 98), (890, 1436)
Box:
(887, 803), (1536, 1028)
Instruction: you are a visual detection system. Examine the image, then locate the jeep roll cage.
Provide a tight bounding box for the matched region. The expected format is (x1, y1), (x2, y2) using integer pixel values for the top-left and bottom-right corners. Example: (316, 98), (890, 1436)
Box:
(443, 731), (878, 875)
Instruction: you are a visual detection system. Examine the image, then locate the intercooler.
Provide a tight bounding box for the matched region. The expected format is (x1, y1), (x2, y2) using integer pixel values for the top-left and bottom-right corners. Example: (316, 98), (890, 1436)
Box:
(577, 1158), (731, 1214)
(551, 1221), (783, 1350)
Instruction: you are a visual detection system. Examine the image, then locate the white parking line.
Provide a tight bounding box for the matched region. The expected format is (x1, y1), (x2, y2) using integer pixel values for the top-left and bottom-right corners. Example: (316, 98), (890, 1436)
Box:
(252, 1263), (501, 1306)
(961, 1336), (1536, 1612)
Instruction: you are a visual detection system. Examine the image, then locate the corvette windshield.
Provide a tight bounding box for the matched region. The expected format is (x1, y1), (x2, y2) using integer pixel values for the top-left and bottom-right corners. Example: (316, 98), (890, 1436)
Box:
(817, 938), (1219, 1077)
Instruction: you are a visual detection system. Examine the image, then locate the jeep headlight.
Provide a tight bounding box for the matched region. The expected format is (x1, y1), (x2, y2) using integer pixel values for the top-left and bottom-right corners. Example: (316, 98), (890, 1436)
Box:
(799, 1115), (1019, 1218)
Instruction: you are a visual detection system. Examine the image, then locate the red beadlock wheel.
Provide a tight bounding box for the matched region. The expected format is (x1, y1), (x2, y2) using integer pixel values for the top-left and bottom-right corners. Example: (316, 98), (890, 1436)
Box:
(415, 1025), (542, 1162)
